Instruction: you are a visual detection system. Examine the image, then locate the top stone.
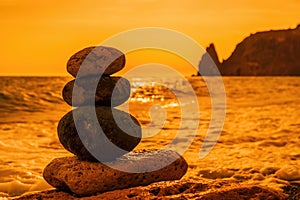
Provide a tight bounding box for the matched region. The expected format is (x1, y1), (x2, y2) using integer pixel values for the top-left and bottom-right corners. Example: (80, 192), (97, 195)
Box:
(67, 46), (126, 77)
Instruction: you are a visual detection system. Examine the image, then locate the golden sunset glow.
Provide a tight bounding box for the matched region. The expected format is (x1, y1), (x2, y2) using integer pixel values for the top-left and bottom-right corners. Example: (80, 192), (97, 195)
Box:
(0, 0), (299, 76)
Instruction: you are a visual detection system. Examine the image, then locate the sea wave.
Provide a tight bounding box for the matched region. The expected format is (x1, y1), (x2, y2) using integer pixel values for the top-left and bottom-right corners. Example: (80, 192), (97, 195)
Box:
(0, 77), (71, 114)
(0, 76), (203, 114)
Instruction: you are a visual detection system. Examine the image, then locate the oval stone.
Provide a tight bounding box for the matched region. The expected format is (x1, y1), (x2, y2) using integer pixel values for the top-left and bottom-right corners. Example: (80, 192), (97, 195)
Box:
(67, 46), (125, 77)
(43, 150), (188, 196)
(62, 76), (130, 107)
(57, 106), (142, 162)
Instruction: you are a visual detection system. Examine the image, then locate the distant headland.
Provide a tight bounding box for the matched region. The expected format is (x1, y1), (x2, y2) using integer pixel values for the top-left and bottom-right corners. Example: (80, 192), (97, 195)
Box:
(198, 24), (300, 76)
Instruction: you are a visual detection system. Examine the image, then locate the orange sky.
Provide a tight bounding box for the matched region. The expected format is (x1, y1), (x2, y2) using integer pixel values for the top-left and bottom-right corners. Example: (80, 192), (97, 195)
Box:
(0, 0), (299, 76)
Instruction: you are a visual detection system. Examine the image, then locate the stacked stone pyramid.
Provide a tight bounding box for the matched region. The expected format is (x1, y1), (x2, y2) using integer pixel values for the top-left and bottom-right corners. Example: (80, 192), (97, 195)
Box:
(42, 46), (188, 196)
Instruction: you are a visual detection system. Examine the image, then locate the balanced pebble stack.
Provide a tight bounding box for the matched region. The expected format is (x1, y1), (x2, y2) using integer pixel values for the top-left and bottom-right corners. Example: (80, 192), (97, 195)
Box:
(42, 46), (188, 196)
(59, 46), (141, 161)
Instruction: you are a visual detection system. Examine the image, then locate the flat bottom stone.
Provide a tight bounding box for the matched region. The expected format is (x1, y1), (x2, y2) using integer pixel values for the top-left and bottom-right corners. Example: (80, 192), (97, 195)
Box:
(43, 149), (188, 196)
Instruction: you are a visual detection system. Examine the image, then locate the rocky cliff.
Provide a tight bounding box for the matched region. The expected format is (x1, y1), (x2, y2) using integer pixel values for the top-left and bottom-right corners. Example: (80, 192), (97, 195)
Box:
(199, 25), (300, 76)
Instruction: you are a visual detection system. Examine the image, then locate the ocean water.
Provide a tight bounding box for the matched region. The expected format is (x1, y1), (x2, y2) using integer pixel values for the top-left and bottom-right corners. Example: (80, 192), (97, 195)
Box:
(0, 76), (299, 198)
